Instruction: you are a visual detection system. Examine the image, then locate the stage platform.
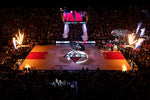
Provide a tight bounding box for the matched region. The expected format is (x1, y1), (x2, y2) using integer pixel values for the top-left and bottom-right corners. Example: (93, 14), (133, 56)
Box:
(19, 45), (131, 71)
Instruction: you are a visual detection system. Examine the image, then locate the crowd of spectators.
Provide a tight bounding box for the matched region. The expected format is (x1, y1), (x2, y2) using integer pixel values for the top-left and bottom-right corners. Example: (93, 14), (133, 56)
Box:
(0, 68), (150, 99)
(0, 6), (150, 100)
(0, 7), (52, 69)
(122, 39), (150, 69)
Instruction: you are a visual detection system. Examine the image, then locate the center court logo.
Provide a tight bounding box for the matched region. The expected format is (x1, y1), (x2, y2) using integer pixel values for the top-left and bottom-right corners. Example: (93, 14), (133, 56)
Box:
(64, 50), (88, 63)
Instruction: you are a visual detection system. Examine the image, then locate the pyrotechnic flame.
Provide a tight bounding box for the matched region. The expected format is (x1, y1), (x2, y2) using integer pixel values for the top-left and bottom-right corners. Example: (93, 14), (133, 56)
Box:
(125, 23), (145, 50)
(25, 64), (31, 69)
(134, 38), (144, 49)
(15, 29), (24, 45)
(122, 65), (127, 72)
(24, 64), (31, 73)
(13, 37), (17, 49)
(17, 45), (30, 48)
(12, 29), (24, 49)
(136, 22), (142, 34)
(128, 33), (137, 45)
(140, 28), (145, 37)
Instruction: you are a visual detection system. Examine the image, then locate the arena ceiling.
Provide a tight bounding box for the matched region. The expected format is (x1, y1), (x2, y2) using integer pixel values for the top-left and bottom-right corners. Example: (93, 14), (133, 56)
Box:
(0, 0), (150, 8)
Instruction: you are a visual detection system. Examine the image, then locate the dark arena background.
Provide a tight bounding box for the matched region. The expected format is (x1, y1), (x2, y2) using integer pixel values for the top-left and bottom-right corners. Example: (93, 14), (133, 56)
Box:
(0, 0), (150, 100)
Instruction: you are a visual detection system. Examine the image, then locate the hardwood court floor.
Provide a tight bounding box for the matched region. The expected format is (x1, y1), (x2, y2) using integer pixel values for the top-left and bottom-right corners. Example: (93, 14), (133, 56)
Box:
(19, 45), (131, 70)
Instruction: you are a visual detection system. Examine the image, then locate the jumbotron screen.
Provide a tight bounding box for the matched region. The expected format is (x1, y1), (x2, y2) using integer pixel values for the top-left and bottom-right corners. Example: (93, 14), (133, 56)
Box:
(60, 7), (88, 24)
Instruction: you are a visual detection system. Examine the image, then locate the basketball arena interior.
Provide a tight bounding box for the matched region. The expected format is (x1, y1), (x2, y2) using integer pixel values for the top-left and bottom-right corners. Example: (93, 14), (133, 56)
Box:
(0, 0), (150, 100)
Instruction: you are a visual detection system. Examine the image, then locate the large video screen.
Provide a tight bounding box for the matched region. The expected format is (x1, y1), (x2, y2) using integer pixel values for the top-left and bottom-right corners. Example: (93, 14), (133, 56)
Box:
(60, 7), (88, 24)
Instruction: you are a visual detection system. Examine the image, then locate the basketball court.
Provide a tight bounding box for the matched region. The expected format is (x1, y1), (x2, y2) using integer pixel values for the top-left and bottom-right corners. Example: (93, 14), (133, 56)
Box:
(19, 45), (131, 70)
